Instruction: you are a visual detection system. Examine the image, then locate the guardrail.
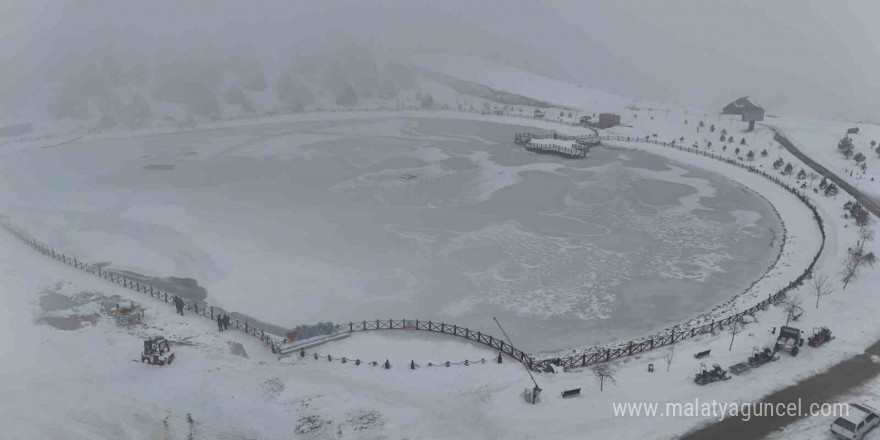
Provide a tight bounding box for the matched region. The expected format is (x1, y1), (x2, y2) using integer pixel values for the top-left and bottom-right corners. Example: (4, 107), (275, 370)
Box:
(337, 319), (533, 367)
(0, 222), (283, 354)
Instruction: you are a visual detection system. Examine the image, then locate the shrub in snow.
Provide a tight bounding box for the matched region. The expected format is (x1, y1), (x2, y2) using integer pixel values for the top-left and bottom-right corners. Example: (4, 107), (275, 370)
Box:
(825, 183), (839, 196)
(223, 85), (254, 112)
(838, 135), (854, 158)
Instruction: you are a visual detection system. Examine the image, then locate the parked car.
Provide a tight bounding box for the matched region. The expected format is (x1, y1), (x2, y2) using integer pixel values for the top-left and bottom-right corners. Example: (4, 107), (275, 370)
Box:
(831, 403), (879, 439)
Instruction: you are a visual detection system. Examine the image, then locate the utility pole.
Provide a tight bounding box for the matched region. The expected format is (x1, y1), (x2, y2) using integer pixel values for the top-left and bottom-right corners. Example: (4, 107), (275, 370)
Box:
(493, 317), (541, 404)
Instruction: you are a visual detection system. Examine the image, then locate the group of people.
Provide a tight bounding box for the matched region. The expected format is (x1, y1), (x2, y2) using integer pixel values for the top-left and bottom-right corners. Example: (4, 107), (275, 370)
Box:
(172, 294), (232, 332)
(217, 314), (232, 331)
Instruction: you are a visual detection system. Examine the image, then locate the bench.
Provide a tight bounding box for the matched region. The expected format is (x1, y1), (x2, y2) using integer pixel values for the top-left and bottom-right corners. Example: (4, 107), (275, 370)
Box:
(694, 349), (711, 359)
(561, 388), (581, 398)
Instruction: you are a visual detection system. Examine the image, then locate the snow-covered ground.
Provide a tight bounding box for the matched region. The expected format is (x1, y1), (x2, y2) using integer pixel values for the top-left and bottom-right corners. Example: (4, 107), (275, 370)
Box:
(767, 372), (880, 440)
(4, 57), (880, 439)
(768, 116), (880, 200)
(412, 54), (638, 115)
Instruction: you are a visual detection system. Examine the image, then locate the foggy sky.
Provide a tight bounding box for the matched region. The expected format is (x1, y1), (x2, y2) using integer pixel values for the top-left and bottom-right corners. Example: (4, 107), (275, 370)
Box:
(2, 0), (878, 121)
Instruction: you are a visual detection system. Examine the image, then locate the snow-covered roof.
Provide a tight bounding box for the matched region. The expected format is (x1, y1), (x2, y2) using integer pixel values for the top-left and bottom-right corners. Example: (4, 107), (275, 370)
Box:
(725, 96), (763, 112)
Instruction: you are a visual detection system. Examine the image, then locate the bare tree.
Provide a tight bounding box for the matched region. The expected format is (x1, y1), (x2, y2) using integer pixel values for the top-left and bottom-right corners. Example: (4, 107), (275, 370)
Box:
(727, 319), (744, 351)
(808, 171), (819, 187)
(842, 228), (877, 289)
(811, 274), (834, 308)
(782, 295), (804, 326)
(592, 364), (617, 391)
(662, 347), (675, 372)
(858, 224), (875, 248)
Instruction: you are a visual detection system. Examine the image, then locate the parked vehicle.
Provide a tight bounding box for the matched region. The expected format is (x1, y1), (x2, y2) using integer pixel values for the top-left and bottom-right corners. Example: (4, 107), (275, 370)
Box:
(831, 403), (879, 439)
(141, 337), (175, 366)
(694, 363), (730, 385)
(748, 346), (779, 368)
(774, 326), (805, 356)
(809, 327), (835, 348)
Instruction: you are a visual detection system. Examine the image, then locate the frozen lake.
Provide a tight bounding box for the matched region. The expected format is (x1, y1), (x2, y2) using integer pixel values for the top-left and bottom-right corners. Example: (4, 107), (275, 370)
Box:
(0, 117), (781, 353)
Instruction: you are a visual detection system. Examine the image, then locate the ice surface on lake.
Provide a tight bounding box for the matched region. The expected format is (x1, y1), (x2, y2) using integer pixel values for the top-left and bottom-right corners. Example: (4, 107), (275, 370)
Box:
(0, 118), (781, 352)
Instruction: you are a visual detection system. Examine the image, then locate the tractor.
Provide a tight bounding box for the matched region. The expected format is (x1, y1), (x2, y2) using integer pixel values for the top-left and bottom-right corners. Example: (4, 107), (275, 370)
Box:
(141, 337), (175, 366)
(774, 326), (805, 356)
(808, 327), (834, 348)
(694, 363), (730, 385)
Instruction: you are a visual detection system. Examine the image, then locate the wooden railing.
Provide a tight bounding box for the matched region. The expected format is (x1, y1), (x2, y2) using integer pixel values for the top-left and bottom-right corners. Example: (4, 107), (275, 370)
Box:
(339, 319), (534, 368)
(1, 117), (826, 371)
(0, 222), (283, 354)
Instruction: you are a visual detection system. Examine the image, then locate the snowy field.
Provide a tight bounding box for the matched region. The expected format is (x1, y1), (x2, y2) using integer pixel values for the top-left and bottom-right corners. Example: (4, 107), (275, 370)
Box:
(0, 116), (784, 354)
(5, 55), (880, 439)
(5, 106), (880, 439)
(768, 116), (880, 200)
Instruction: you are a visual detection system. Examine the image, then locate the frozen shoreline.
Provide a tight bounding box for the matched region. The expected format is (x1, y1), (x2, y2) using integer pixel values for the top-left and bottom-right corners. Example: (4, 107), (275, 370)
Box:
(1, 110), (808, 355)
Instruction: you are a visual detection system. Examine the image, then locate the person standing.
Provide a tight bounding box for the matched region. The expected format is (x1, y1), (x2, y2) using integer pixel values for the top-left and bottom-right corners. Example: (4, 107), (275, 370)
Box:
(217, 314), (223, 332)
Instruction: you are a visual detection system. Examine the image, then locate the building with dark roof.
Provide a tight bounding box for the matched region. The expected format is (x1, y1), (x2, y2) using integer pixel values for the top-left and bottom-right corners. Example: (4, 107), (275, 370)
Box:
(722, 97), (763, 115)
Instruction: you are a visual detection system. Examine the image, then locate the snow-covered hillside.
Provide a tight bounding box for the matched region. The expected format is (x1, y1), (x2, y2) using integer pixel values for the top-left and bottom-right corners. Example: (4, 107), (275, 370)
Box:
(412, 54), (640, 114)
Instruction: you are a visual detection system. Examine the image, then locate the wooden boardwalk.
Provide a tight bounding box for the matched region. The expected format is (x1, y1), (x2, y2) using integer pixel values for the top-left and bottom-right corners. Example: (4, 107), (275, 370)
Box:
(515, 132), (599, 158)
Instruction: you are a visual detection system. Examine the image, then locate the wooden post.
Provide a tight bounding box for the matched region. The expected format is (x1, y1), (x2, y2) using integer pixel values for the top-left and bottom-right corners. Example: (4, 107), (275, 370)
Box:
(210, 306), (214, 319)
